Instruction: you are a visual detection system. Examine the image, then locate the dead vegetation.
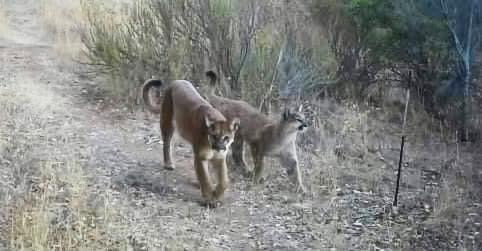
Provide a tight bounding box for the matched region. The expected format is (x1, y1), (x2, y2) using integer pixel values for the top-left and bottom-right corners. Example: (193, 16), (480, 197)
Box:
(0, 80), (130, 250)
(38, 0), (85, 63)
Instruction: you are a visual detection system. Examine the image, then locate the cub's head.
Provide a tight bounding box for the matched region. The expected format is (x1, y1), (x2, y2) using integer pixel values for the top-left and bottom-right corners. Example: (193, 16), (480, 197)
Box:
(282, 105), (308, 133)
(205, 116), (240, 152)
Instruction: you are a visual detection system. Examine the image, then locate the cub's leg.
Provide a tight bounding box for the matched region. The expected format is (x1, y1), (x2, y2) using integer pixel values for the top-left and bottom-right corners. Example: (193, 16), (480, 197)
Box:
(160, 90), (175, 170)
(279, 142), (306, 193)
(250, 143), (265, 184)
(231, 133), (249, 175)
(211, 158), (229, 199)
(194, 156), (214, 201)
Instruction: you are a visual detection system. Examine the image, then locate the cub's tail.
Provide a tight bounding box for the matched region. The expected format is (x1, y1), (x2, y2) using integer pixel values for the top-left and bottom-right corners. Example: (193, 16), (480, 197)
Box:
(142, 79), (163, 114)
(205, 70), (218, 95)
(206, 70), (218, 85)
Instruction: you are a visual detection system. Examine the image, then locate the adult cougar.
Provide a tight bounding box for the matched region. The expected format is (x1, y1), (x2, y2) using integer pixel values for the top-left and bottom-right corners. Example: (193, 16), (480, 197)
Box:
(204, 71), (308, 193)
(142, 79), (240, 206)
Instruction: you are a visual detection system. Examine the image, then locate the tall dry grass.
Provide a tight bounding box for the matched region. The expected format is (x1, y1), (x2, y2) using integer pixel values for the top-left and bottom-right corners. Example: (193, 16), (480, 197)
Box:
(38, 0), (129, 63)
(38, 0), (85, 61)
(0, 1), (9, 35)
(0, 80), (129, 250)
(9, 162), (124, 250)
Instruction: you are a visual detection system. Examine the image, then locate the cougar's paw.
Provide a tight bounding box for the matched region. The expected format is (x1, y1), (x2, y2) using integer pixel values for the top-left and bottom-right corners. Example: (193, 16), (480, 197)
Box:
(296, 184), (307, 194)
(258, 177), (266, 184)
(251, 174), (265, 185)
(235, 161), (247, 169)
(164, 164), (175, 171)
(240, 168), (252, 178)
(286, 167), (296, 176)
(200, 199), (222, 208)
(190, 181), (201, 189)
(212, 188), (226, 200)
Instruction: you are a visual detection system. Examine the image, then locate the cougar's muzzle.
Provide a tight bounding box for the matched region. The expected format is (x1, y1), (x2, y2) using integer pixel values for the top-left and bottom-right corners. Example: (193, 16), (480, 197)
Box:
(212, 142), (227, 151)
(297, 120), (308, 131)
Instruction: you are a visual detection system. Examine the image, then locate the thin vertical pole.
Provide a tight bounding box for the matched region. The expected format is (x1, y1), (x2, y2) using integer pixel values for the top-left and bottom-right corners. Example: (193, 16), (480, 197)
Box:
(393, 90), (410, 206)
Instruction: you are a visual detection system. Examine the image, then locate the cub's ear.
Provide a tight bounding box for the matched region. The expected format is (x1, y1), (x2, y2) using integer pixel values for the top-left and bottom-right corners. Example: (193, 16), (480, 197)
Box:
(282, 107), (292, 120)
(230, 118), (240, 131)
(297, 104), (303, 112)
(200, 106), (215, 129)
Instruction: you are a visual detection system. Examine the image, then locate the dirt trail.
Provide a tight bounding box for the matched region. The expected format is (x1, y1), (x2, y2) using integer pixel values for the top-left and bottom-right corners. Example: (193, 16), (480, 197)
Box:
(0, 1), (326, 249)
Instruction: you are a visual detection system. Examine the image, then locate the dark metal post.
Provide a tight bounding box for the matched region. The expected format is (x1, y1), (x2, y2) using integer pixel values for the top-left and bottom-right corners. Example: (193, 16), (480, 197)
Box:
(393, 90), (410, 206)
(393, 135), (406, 206)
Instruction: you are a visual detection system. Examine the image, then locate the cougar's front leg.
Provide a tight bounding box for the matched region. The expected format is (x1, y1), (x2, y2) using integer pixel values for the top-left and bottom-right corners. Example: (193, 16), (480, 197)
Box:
(280, 143), (306, 193)
(250, 143), (265, 184)
(231, 133), (249, 175)
(211, 158), (229, 199)
(194, 156), (214, 201)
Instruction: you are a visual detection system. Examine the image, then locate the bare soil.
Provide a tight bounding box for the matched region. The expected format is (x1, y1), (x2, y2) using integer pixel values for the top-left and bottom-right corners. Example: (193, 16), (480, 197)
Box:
(0, 0), (480, 250)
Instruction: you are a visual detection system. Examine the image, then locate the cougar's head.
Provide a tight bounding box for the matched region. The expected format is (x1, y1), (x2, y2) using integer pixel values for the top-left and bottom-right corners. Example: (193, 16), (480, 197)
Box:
(282, 105), (308, 133)
(205, 116), (240, 152)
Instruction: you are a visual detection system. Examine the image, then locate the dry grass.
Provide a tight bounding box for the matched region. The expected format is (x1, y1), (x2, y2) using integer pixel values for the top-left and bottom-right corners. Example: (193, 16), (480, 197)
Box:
(301, 100), (384, 195)
(0, 1), (9, 35)
(0, 81), (128, 250)
(295, 97), (480, 249)
(38, 0), (85, 61)
(38, 0), (129, 62)
(9, 161), (129, 251)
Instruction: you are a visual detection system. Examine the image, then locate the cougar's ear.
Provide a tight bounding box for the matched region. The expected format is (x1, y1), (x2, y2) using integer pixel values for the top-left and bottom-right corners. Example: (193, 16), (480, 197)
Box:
(205, 115), (215, 129)
(297, 104), (304, 112)
(283, 107), (293, 120)
(230, 117), (240, 131)
(200, 108), (214, 130)
(199, 106), (213, 128)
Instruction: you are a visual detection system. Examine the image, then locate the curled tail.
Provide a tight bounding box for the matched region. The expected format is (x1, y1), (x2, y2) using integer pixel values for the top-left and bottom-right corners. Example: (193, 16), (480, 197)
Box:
(205, 70), (218, 95)
(142, 79), (163, 114)
(206, 70), (217, 84)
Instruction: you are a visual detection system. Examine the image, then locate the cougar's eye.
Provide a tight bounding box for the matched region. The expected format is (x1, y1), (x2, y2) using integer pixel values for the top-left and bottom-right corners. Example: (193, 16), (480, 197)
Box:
(208, 124), (217, 134)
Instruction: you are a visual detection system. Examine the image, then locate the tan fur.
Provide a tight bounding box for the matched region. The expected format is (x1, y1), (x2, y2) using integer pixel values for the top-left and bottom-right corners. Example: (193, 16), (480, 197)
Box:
(204, 71), (308, 193)
(142, 79), (240, 205)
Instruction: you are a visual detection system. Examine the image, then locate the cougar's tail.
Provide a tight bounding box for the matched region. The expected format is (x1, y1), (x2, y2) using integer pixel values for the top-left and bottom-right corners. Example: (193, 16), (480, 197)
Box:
(142, 79), (163, 114)
(206, 70), (217, 84)
(205, 70), (218, 95)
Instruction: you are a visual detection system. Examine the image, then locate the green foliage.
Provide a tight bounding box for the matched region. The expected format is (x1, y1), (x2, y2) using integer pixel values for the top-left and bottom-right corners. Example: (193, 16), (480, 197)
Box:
(343, 0), (452, 68)
(209, 0), (234, 18)
(346, 0), (391, 32)
(309, 0), (482, 136)
(311, 0), (455, 88)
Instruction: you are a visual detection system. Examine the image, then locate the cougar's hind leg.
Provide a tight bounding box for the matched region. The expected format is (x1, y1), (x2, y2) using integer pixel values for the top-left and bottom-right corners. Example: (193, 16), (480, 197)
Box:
(160, 89), (175, 170)
(250, 143), (265, 184)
